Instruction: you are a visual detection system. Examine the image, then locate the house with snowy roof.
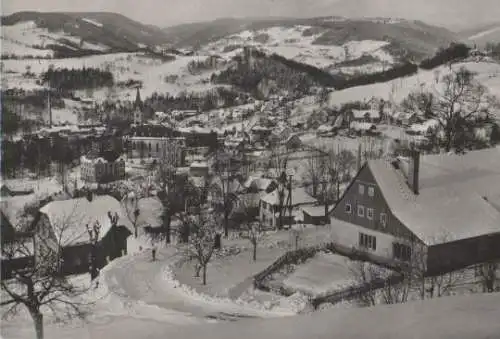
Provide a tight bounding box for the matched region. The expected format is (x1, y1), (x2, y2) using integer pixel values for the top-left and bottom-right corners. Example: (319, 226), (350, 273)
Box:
(329, 147), (500, 274)
(32, 193), (132, 275)
(349, 109), (381, 124)
(259, 187), (317, 229)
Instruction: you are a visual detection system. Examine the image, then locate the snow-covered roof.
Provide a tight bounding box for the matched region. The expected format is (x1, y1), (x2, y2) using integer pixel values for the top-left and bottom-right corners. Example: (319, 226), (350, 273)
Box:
(39, 195), (132, 246)
(317, 125), (334, 133)
(301, 205), (331, 217)
(244, 177), (274, 191)
(408, 119), (439, 133)
(350, 122), (376, 131)
(366, 147), (500, 245)
(351, 109), (380, 119)
(261, 187), (317, 206)
(190, 161), (209, 168)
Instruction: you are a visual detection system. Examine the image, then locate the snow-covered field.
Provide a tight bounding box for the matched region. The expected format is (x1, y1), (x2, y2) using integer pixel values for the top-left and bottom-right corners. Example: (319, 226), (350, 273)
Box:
(2, 52), (222, 101)
(282, 252), (355, 297)
(202, 25), (394, 73)
(327, 61), (500, 118)
(1, 38), (54, 58)
(1, 21), (110, 57)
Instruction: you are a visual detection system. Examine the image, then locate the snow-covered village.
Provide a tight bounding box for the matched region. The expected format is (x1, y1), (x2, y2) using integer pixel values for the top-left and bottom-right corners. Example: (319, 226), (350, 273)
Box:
(1, 1), (500, 338)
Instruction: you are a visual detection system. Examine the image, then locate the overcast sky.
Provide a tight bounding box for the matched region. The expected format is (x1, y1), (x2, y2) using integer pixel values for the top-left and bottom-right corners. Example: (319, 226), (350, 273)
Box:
(3, 0), (500, 30)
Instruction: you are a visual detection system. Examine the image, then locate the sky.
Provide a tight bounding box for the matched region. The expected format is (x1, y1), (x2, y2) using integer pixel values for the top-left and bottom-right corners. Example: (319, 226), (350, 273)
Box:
(3, 0), (500, 30)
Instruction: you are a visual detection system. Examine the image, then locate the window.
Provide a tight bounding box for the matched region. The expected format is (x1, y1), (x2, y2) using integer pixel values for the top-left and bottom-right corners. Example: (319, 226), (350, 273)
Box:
(156, 143), (159, 152)
(368, 186), (375, 197)
(367, 208), (374, 220)
(393, 243), (412, 261)
(262, 201), (267, 210)
(357, 205), (365, 217)
(132, 142), (136, 150)
(345, 203), (352, 214)
(380, 213), (387, 227)
(359, 233), (377, 251)
(358, 184), (365, 195)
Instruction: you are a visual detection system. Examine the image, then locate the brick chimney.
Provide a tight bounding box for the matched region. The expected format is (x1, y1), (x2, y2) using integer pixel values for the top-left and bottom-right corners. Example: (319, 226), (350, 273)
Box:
(407, 150), (420, 195)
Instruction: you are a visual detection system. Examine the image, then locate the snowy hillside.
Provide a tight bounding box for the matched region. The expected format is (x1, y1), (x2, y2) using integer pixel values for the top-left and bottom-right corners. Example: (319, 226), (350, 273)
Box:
(459, 22), (500, 47)
(2, 52), (222, 101)
(327, 61), (500, 116)
(1, 20), (110, 58)
(1, 11), (171, 56)
(201, 25), (394, 75)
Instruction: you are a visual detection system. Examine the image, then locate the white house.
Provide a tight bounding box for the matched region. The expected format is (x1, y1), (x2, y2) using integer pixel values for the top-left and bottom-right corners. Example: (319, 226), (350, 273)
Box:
(259, 187), (317, 229)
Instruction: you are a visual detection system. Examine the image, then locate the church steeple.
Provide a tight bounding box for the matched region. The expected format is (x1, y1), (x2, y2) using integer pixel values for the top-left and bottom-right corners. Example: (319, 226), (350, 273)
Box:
(134, 87), (142, 110)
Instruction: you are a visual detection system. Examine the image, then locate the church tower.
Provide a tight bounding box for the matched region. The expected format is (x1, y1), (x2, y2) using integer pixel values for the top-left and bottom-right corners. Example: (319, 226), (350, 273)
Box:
(133, 87), (144, 125)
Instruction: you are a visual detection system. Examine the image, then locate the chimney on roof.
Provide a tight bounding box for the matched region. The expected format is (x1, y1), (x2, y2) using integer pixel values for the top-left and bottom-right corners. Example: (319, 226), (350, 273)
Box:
(407, 149), (420, 195)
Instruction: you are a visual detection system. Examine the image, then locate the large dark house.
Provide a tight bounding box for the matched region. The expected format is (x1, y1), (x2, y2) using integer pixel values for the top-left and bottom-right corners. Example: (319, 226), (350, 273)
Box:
(329, 147), (500, 275)
(33, 193), (132, 275)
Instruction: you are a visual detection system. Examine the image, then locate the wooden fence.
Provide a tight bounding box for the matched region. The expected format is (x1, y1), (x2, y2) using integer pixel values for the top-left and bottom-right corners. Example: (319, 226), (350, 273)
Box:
(252, 241), (407, 308)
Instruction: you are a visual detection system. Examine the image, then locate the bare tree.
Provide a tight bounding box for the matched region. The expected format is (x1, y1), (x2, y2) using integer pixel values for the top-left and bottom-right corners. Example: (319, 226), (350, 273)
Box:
(302, 153), (326, 199)
(421, 67), (496, 152)
(477, 261), (499, 293)
(182, 209), (218, 285)
(266, 148), (290, 230)
(1, 211), (92, 339)
(122, 188), (141, 238)
(155, 139), (183, 244)
(211, 150), (239, 238)
(348, 260), (381, 307)
(317, 88), (330, 107)
(400, 90), (435, 119)
(325, 148), (356, 203)
(235, 199), (266, 261)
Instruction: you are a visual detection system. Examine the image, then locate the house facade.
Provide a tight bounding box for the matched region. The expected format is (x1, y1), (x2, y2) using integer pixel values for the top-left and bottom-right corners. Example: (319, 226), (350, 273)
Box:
(81, 152), (126, 183)
(126, 136), (186, 162)
(329, 148), (500, 274)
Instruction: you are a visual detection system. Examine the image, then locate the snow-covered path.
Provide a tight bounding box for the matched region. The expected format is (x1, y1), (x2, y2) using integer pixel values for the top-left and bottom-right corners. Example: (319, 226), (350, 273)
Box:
(103, 248), (220, 319)
(103, 245), (295, 321)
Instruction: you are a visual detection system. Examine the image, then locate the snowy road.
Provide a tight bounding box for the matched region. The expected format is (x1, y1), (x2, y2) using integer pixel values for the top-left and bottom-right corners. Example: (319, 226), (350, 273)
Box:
(103, 248), (222, 319)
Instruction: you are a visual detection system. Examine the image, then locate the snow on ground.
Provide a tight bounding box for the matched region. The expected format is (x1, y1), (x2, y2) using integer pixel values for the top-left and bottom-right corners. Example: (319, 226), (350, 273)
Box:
(282, 252), (355, 297)
(202, 25), (393, 72)
(468, 26), (500, 40)
(175, 245), (287, 298)
(3, 291), (499, 339)
(165, 292), (500, 339)
(81, 18), (103, 28)
(1, 38), (54, 58)
(2, 52), (221, 101)
(1, 20), (110, 57)
(164, 264), (299, 317)
(327, 61), (500, 118)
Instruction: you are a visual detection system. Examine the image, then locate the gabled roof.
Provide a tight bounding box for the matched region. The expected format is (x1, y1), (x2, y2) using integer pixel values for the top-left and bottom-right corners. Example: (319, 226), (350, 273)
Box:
(39, 195), (132, 246)
(261, 187), (317, 206)
(366, 147), (500, 245)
